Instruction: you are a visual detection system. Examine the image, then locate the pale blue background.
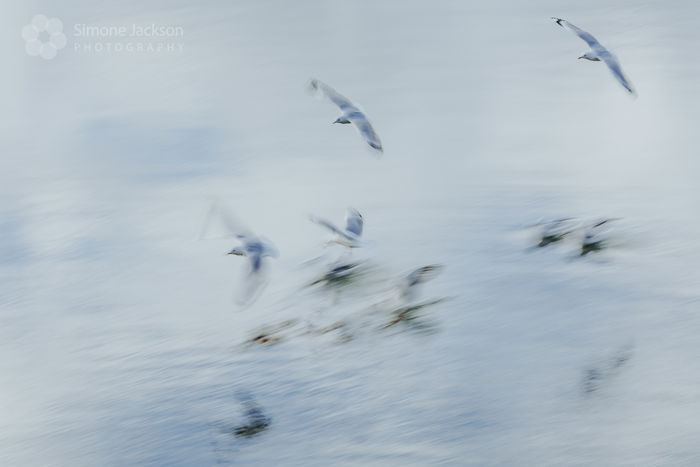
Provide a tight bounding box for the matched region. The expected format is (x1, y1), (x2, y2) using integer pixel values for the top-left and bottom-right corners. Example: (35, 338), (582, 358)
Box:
(2, 1), (700, 465)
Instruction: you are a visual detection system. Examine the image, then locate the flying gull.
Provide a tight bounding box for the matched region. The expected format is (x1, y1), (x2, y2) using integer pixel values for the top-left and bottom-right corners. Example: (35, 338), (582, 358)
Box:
(200, 201), (279, 305)
(310, 208), (365, 248)
(552, 17), (636, 95)
(309, 78), (383, 152)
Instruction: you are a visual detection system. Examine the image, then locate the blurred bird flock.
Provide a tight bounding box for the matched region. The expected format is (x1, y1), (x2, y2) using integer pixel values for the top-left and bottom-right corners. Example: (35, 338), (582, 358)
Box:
(5, 2), (700, 465)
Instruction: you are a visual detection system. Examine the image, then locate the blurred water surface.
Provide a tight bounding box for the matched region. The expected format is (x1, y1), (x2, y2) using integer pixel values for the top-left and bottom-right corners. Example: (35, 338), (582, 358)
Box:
(2, 0), (700, 465)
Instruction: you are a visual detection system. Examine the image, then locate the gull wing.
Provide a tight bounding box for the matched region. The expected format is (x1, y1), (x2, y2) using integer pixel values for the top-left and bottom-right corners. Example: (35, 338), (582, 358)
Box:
(310, 215), (356, 242)
(344, 208), (364, 237)
(404, 265), (443, 288)
(552, 17), (603, 50)
(541, 218), (577, 235)
(525, 217), (576, 229)
(200, 200), (256, 241)
(589, 217), (622, 229)
(259, 235), (279, 258)
(346, 111), (383, 152)
(237, 258), (271, 307)
(398, 265), (444, 301)
(309, 79), (358, 113)
(601, 55), (635, 94)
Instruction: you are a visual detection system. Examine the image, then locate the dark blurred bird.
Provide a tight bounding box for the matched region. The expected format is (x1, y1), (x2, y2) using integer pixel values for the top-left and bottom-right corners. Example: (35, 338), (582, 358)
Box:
(580, 218), (620, 256)
(309, 261), (362, 286)
(582, 343), (633, 394)
(233, 393), (271, 438)
(533, 218), (577, 247)
(381, 265), (446, 329)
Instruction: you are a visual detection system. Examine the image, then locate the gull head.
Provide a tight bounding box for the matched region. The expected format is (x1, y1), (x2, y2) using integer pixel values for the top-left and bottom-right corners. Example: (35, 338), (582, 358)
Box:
(333, 116), (351, 124)
(578, 52), (600, 61)
(227, 247), (245, 256)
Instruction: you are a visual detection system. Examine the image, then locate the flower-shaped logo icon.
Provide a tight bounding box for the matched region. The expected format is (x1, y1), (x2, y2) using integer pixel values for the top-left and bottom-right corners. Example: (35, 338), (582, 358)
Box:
(21, 14), (67, 60)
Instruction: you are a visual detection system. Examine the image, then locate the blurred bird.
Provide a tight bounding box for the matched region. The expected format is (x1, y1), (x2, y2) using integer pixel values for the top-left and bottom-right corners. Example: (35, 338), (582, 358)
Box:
(310, 208), (365, 248)
(552, 17), (636, 95)
(200, 201), (279, 305)
(309, 261), (362, 287)
(537, 218), (577, 247)
(382, 265), (446, 328)
(398, 265), (444, 303)
(580, 218), (620, 256)
(309, 78), (383, 152)
(233, 392), (271, 438)
(521, 218), (577, 249)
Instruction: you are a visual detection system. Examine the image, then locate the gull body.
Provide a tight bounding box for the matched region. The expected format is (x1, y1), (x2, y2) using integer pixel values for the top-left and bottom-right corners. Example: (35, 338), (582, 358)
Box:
(227, 237), (279, 274)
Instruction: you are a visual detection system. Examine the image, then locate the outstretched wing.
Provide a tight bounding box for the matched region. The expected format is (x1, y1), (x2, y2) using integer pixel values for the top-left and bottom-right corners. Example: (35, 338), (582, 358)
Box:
(310, 215), (356, 242)
(344, 208), (364, 237)
(601, 55), (635, 94)
(236, 258), (271, 307)
(552, 17), (603, 50)
(590, 217), (622, 229)
(541, 218), (577, 235)
(309, 79), (358, 113)
(347, 111), (383, 152)
(259, 235), (279, 258)
(199, 200), (256, 241)
(404, 265), (443, 289)
(398, 264), (444, 301)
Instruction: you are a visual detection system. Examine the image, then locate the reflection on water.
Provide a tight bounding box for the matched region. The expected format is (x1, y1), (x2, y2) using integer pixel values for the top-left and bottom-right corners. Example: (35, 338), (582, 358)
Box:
(231, 392), (271, 438)
(4, 0), (700, 465)
(582, 343), (634, 395)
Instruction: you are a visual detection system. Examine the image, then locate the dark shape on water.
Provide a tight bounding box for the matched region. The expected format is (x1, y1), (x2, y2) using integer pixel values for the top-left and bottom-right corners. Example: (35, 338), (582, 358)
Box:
(582, 367), (603, 394)
(580, 239), (605, 256)
(382, 297), (450, 330)
(244, 319), (297, 346)
(581, 344), (633, 395)
(578, 218), (620, 256)
(309, 262), (362, 286)
(530, 218), (576, 248)
(232, 394), (271, 438)
(538, 232), (569, 247)
(233, 418), (270, 438)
